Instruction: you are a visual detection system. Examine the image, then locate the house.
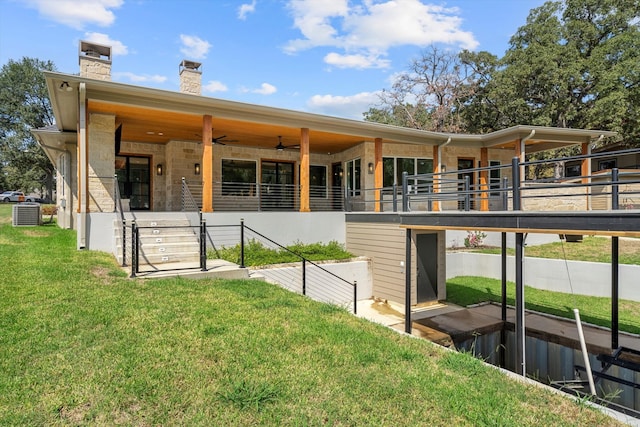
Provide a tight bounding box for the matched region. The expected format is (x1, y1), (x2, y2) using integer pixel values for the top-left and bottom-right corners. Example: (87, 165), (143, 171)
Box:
(32, 41), (617, 305)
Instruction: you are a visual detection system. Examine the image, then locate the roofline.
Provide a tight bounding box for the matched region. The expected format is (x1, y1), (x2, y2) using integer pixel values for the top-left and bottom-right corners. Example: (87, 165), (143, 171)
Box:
(43, 71), (618, 147)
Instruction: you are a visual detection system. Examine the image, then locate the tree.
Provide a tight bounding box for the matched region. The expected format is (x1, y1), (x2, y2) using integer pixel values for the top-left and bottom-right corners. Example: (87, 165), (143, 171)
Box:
(0, 57), (56, 196)
(364, 45), (477, 132)
(463, 0), (640, 145)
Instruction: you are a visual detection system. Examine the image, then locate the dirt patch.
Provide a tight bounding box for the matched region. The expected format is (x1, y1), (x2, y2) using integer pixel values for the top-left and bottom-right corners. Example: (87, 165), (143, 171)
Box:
(58, 403), (91, 423)
(22, 229), (51, 238)
(91, 266), (115, 285)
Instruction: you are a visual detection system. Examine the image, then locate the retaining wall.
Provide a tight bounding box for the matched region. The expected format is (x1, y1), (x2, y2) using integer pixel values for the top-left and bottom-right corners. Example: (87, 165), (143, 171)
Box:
(446, 252), (640, 302)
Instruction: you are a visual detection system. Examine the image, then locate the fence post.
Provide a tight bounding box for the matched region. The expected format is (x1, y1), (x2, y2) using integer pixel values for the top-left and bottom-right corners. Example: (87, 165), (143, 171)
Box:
(501, 177), (509, 211)
(200, 218), (207, 271)
(302, 259), (306, 296)
(611, 168), (619, 210)
(240, 218), (245, 268)
(392, 184), (398, 212)
(130, 221), (137, 278)
(122, 219), (127, 267)
(345, 188), (351, 212)
(402, 171), (409, 212)
(511, 157), (521, 211)
(427, 184), (433, 212)
(464, 176), (470, 212)
(353, 281), (357, 314)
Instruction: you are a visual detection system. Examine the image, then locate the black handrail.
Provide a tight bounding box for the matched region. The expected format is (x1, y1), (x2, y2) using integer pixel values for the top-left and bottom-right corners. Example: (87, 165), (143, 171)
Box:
(241, 222), (358, 314)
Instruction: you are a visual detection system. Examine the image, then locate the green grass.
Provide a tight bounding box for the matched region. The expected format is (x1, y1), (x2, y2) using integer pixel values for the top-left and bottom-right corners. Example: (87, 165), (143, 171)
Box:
(0, 204), (622, 425)
(209, 239), (353, 267)
(468, 236), (640, 265)
(447, 276), (640, 335)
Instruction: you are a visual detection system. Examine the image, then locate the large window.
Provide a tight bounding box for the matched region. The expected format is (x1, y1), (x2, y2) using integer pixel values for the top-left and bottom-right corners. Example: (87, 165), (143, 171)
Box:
(309, 165), (327, 198)
(383, 157), (433, 187)
(346, 158), (361, 196)
(222, 159), (256, 195)
(490, 160), (501, 196)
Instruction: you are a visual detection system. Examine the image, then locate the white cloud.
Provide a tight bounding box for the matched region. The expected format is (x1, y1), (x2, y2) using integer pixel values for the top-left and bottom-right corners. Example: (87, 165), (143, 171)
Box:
(113, 72), (167, 84)
(307, 91), (380, 119)
(238, 0), (257, 20)
(252, 83), (277, 95)
(24, 0), (122, 30)
(324, 52), (390, 69)
(203, 80), (228, 93)
(179, 35), (212, 60)
(284, 0), (478, 69)
(83, 32), (128, 55)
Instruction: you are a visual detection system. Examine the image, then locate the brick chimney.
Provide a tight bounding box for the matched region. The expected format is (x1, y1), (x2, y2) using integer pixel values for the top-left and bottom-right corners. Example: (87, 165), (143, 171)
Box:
(179, 60), (202, 95)
(79, 40), (112, 80)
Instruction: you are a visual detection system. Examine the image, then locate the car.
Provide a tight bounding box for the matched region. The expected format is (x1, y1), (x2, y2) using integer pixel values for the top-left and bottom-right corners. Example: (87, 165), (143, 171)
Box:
(1, 191), (25, 202)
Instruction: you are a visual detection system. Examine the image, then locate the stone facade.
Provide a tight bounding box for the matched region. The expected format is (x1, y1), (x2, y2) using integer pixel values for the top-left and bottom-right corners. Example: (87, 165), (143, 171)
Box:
(79, 57), (111, 80)
(179, 68), (202, 95)
(88, 113), (116, 212)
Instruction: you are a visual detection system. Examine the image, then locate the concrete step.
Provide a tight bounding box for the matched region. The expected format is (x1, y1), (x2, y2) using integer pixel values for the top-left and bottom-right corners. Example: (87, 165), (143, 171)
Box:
(129, 259), (250, 280)
(136, 250), (201, 265)
(139, 241), (202, 255)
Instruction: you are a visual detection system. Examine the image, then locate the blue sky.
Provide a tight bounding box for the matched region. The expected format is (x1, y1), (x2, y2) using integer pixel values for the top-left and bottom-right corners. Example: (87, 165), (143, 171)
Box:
(0, 0), (545, 120)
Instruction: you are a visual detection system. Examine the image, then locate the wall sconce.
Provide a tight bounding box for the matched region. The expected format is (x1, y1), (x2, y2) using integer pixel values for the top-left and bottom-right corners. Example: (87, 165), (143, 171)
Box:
(194, 163), (200, 175)
(368, 162), (374, 174)
(441, 164), (446, 173)
(156, 164), (163, 176)
(58, 81), (73, 92)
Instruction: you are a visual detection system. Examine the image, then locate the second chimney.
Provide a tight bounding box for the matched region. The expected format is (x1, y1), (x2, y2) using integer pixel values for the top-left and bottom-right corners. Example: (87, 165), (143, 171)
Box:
(79, 40), (112, 80)
(179, 60), (202, 95)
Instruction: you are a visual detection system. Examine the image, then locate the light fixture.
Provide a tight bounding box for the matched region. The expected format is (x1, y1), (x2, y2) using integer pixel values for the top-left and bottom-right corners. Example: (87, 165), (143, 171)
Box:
(58, 81), (73, 92)
(368, 162), (374, 174)
(194, 163), (200, 175)
(441, 165), (446, 173)
(156, 164), (163, 176)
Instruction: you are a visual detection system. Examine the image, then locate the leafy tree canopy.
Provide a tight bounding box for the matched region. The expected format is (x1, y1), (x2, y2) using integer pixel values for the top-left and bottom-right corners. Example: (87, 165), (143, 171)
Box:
(0, 57), (56, 195)
(366, 0), (640, 148)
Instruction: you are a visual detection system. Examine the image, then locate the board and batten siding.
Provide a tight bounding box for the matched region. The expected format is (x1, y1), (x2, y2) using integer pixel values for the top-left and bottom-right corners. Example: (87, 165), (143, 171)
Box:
(346, 221), (409, 304)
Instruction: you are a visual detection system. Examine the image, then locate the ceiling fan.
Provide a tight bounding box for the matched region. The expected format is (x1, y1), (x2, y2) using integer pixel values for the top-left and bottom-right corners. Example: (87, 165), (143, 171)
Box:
(212, 135), (238, 145)
(275, 135), (299, 151)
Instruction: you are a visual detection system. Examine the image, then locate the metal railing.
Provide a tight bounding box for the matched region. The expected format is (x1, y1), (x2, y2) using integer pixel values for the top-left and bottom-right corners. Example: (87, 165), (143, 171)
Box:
(399, 147), (640, 213)
(126, 218), (358, 312)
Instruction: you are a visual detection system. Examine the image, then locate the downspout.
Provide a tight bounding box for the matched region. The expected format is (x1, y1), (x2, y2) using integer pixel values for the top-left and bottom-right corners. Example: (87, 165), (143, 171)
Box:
(519, 129), (535, 184)
(78, 82), (87, 249)
(435, 137), (452, 212)
(585, 135), (603, 211)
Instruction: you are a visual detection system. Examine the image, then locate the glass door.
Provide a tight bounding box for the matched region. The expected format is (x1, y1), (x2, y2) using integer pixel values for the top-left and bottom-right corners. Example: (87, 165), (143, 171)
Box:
(261, 161), (294, 210)
(115, 155), (150, 210)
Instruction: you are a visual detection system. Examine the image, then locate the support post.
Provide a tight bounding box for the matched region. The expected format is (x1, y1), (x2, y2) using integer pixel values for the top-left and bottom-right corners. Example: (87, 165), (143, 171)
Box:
(501, 232), (507, 322)
(502, 177), (509, 210)
(404, 228), (412, 334)
(515, 232), (525, 376)
(240, 218), (245, 268)
(374, 138), (383, 212)
(299, 128), (310, 212)
(201, 115), (213, 212)
(200, 218), (207, 271)
(130, 221), (138, 278)
(302, 259), (306, 295)
(353, 281), (357, 314)
(392, 184), (398, 212)
(402, 171), (409, 212)
(122, 219), (127, 267)
(612, 236), (619, 349)
(512, 157), (521, 211)
(464, 176), (470, 211)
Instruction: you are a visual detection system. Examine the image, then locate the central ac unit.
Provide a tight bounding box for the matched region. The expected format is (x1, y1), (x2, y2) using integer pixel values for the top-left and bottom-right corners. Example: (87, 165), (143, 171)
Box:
(12, 203), (41, 226)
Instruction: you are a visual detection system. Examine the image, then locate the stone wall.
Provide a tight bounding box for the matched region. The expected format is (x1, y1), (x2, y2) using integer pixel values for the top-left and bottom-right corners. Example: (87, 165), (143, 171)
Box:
(88, 113), (116, 212)
(79, 57), (111, 80)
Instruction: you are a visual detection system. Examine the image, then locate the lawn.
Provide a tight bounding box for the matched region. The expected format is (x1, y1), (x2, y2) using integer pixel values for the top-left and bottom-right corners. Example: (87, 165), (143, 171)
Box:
(468, 236), (640, 265)
(446, 276), (640, 335)
(0, 204), (622, 426)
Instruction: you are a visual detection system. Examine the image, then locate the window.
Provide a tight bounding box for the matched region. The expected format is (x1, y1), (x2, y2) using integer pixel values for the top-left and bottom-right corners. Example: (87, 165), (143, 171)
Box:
(346, 158), (361, 196)
(222, 159), (256, 195)
(565, 163), (581, 177)
(598, 159), (616, 171)
(309, 165), (327, 198)
(490, 160), (501, 196)
(382, 157), (433, 187)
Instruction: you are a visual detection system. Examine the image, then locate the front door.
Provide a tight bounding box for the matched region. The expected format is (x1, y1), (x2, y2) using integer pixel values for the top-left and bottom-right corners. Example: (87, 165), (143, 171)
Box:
(261, 161), (294, 210)
(115, 155), (151, 210)
(416, 233), (438, 303)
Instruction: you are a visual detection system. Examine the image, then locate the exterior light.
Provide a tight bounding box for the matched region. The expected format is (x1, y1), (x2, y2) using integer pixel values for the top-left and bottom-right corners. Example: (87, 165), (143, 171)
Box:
(368, 162), (374, 174)
(156, 164), (163, 176)
(194, 163), (200, 175)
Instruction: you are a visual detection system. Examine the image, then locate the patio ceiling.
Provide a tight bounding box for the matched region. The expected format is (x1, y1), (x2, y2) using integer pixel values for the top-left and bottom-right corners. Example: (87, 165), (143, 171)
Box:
(88, 100), (367, 154)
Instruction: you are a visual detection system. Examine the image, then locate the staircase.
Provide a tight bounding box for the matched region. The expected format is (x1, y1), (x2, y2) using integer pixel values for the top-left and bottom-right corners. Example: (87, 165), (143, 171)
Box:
(114, 213), (249, 280)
